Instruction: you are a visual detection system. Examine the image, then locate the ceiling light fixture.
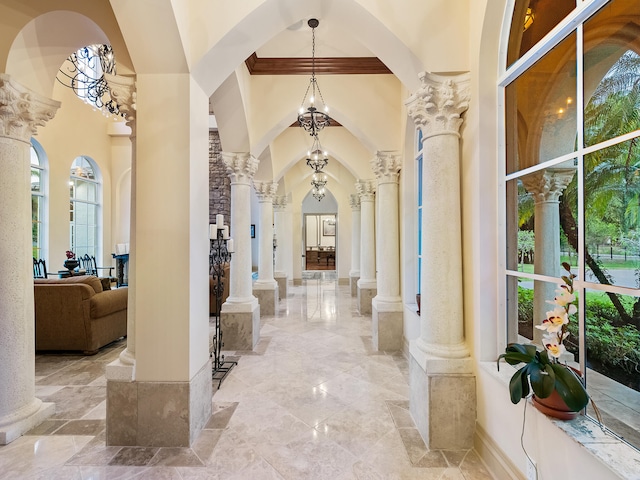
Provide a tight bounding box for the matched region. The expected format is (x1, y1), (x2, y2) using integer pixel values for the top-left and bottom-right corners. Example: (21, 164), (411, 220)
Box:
(306, 134), (329, 172)
(312, 186), (326, 201)
(310, 171), (328, 189)
(298, 18), (330, 136)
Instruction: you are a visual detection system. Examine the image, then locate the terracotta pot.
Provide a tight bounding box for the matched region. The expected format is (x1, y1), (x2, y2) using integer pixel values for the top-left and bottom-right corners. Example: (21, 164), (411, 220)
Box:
(532, 389), (578, 420)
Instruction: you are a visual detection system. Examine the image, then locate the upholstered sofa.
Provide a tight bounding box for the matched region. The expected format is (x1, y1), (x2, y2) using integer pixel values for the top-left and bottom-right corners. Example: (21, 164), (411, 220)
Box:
(34, 275), (128, 354)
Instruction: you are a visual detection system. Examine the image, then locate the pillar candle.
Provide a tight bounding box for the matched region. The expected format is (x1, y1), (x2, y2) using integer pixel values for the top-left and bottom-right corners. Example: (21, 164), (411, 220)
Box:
(209, 224), (217, 239)
(216, 214), (224, 226)
(223, 225), (230, 239)
(226, 238), (234, 253)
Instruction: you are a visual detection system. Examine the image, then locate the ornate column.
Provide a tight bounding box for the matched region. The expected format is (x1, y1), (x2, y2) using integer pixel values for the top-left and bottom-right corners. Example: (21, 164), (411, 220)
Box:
(349, 194), (361, 297)
(405, 72), (474, 449)
(356, 179), (376, 314)
(0, 75), (60, 444)
(221, 153), (260, 349)
(273, 195), (288, 300)
(253, 181), (279, 315)
(521, 169), (575, 345)
(103, 73), (137, 379)
(371, 152), (403, 351)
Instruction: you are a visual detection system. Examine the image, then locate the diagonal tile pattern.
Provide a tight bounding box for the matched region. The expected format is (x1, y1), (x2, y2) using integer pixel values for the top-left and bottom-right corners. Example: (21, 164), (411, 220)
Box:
(0, 275), (494, 479)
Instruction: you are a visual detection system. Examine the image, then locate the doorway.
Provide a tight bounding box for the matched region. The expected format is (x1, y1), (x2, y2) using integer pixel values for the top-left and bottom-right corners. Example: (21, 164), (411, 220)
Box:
(304, 214), (336, 270)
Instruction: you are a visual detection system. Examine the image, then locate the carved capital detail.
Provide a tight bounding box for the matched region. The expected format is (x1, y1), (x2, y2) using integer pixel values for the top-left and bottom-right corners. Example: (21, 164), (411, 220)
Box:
(253, 181), (278, 201)
(104, 73), (136, 133)
(371, 151), (401, 182)
(222, 152), (259, 184)
(273, 195), (288, 210)
(405, 72), (470, 139)
(521, 169), (576, 204)
(356, 179), (376, 202)
(0, 74), (61, 142)
(349, 194), (361, 210)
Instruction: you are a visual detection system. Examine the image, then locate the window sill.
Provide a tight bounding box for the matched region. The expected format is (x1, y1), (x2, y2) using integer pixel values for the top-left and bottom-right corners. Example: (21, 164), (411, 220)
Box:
(479, 361), (640, 479)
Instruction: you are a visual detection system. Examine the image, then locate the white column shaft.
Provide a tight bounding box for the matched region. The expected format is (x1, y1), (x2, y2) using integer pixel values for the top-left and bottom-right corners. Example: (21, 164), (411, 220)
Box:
(230, 179), (253, 301)
(351, 210), (361, 275)
(258, 199), (274, 283)
(274, 205), (286, 274)
(360, 198), (376, 282)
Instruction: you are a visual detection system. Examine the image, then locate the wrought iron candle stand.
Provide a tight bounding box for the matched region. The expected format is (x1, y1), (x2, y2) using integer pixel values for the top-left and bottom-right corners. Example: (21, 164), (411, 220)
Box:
(210, 217), (236, 388)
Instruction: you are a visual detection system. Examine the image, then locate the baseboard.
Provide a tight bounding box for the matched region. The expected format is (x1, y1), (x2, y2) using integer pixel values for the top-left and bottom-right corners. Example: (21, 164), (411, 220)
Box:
(474, 423), (523, 480)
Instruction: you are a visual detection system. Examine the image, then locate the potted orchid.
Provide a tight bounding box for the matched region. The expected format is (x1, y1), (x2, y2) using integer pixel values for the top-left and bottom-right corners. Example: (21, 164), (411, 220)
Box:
(498, 262), (589, 416)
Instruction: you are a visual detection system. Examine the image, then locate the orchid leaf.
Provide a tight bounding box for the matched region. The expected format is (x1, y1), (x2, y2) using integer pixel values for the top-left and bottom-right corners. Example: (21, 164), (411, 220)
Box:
(508, 367), (529, 404)
(552, 364), (589, 411)
(529, 363), (555, 399)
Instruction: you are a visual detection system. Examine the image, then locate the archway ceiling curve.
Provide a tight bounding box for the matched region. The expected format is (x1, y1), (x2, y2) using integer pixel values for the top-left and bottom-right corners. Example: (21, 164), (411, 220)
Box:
(269, 127), (372, 182)
(191, 0), (424, 97)
(283, 158), (358, 196)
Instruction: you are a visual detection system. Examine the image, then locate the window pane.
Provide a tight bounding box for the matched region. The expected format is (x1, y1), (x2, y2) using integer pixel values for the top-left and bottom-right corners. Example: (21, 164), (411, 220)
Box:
(30, 146), (39, 166)
(584, 139), (640, 289)
(507, 167), (578, 276)
(506, 33), (577, 174)
(583, 1), (640, 147)
(507, 0), (575, 67)
(585, 288), (640, 449)
(31, 167), (41, 193)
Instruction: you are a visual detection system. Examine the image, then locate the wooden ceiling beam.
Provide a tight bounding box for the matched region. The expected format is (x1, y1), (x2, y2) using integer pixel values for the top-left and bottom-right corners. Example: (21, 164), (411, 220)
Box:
(245, 53), (392, 75)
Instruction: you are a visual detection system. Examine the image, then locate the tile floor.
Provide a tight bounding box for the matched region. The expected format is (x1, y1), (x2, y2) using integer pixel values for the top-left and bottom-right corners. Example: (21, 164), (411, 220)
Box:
(0, 273), (494, 479)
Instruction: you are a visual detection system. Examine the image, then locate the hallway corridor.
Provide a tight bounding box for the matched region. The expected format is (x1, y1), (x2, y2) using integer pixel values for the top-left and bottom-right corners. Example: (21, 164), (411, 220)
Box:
(0, 275), (492, 479)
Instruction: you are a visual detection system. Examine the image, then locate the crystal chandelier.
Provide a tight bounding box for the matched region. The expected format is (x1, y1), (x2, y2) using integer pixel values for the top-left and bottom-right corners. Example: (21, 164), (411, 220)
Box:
(306, 134), (329, 172)
(312, 186), (326, 201)
(310, 172), (327, 189)
(298, 18), (331, 136)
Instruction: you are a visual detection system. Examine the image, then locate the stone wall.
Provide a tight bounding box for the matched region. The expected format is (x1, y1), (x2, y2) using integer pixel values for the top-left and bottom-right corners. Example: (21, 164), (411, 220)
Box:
(209, 130), (230, 223)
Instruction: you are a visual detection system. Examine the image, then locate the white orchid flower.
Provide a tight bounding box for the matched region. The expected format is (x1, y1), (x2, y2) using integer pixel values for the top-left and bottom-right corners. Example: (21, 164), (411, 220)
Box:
(535, 307), (569, 333)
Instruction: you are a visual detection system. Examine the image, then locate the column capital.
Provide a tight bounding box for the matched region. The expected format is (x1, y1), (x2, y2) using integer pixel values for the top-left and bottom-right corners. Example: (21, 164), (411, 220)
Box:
(521, 168), (575, 203)
(371, 151), (401, 183)
(273, 195), (288, 210)
(253, 181), (278, 201)
(222, 152), (259, 184)
(104, 73), (136, 134)
(0, 74), (60, 143)
(356, 179), (376, 202)
(349, 194), (361, 210)
(405, 72), (470, 139)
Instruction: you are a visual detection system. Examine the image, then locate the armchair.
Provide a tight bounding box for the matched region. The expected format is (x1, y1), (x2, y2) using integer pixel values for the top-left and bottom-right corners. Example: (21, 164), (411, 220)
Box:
(33, 258), (51, 279)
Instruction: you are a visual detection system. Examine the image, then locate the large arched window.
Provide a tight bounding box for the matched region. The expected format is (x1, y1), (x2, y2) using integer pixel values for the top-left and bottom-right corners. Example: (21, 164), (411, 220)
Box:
(502, 0), (640, 449)
(31, 139), (47, 259)
(70, 156), (100, 258)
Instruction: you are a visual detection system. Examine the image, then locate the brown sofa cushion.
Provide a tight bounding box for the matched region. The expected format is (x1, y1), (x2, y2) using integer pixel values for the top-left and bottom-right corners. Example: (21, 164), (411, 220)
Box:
(35, 275), (103, 294)
(90, 287), (128, 318)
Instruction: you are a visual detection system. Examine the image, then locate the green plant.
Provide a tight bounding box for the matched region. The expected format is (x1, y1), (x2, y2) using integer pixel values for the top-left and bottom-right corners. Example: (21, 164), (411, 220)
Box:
(498, 263), (590, 412)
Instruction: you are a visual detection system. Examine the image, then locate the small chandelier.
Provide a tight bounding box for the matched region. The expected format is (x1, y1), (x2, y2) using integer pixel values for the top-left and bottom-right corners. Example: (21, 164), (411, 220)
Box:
(306, 134), (329, 172)
(298, 18), (331, 136)
(312, 186), (326, 201)
(310, 171), (328, 189)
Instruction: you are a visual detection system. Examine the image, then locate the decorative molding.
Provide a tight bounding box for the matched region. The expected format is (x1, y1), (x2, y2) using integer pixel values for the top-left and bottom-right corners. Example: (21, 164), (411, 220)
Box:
(272, 195), (288, 210)
(0, 74), (60, 143)
(349, 194), (361, 210)
(245, 52), (392, 75)
(222, 152), (259, 184)
(521, 168), (575, 203)
(371, 151), (402, 182)
(405, 72), (471, 139)
(253, 181), (278, 201)
(356, 179), (376, 201)
(104, 73), (136, 132)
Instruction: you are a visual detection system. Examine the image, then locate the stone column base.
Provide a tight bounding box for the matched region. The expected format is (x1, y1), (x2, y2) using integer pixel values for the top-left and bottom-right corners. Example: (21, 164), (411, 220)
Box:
(106, 359), (212, 447)
(350, 274), (359, 297)
(372, 298), (403, 351)
(220, 298), (260, 350)
(357, 283), (376, 315)
(0, 399), (55, 445)
(253, 281), (279, 315)
(409, 346), (476, 450)
(274, 272), (287, 300)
